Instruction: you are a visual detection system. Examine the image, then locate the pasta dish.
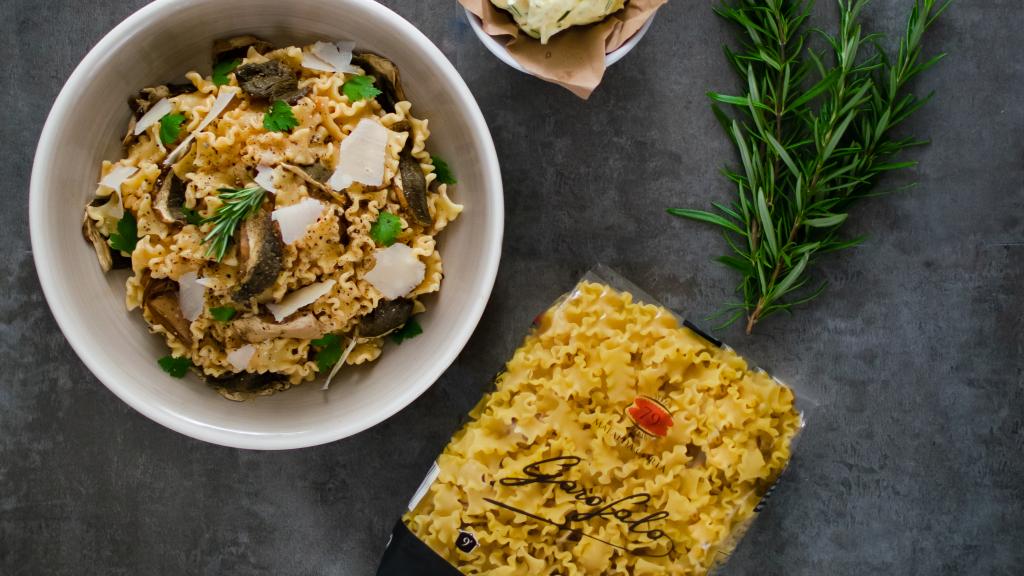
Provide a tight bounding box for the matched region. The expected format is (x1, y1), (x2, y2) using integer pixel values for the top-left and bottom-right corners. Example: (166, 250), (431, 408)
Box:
(82, 36), (462, 399)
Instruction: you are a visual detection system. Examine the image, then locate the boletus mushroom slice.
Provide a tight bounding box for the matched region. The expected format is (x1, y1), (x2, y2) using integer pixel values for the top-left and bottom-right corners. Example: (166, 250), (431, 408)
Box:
(81, 211), (130, 272)
(142, 277), (193, 346)
(231, 207), (285, 304)
(206, 371), (288, 401)
(359, 298), (414, 338)
(212, 35), (274, 65)
(279, 162), (347, 206)
(154, 170), (188, 225)
(352, 52), (406, 114)
(234, 59), (308, 104)
(391, 121), (432, 227)
(233, 312), (325, 344)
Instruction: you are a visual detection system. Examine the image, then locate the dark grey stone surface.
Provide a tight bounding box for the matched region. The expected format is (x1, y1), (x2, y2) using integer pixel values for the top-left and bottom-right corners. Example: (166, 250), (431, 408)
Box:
(2, 0), (1022, 574)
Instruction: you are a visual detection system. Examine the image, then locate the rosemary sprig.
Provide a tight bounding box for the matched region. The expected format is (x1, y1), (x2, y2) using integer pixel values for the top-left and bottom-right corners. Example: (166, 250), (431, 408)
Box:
(201, 186), (266, 261)
(669, 0), (949, 334)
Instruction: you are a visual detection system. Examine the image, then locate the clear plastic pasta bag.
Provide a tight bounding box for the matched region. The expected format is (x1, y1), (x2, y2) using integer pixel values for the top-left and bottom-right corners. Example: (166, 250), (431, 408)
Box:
(377, 266), (811, 575)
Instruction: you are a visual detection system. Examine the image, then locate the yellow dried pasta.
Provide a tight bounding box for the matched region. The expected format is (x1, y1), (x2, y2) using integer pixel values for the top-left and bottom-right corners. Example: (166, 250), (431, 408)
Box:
(402, 282), (801, 575)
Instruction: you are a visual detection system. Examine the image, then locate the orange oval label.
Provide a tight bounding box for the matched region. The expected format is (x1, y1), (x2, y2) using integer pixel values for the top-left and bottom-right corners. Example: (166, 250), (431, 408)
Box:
(626, 396), (674, 437)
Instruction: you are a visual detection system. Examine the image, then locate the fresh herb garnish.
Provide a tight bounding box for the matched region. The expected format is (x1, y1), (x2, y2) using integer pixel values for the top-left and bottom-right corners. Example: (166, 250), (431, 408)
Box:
(391, 318), (422, 344)
(430, 155), (457, 185)
(210, 306), (237, 322)
(370, 212), (402, 246)
(159, 113), (186, 145)
(212, 58), (241, 86)
(311, 333), (342, 372)
(108, 212), (138, 254)
(200, 186), (266, 261)
(668, 0), (949, 334)
(181, 206), (204, 226)
(263, 100), (298, 132)
(342, 75), (382, 102)
(158, 355), (191, 378)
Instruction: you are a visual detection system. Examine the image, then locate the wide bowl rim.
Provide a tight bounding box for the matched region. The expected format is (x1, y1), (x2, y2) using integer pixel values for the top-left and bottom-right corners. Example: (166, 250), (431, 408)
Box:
(463, 6), (656, 74)
(29, 0), (504, 450)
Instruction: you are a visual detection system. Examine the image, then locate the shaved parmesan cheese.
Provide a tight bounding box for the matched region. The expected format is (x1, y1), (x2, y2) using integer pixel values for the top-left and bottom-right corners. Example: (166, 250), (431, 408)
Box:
(195, 277), (217, 288)
(303, 40), (359, 74)
(321, 333), (359, 391)
(99, 165), (139, 193)
(164, 90), (235, 166)
(327, 171), (353, 192)
(364, 244), (425, 300)
(178, 271), (206, 322)
(329, 118), (388, 190)
(227, 345), (256, 372)
(301, 52), (336, 73)
(266, 280), (336, 322)
(254, 165), (278, 194)
(133, 98), (173, 136)
(272, 198), (324, 245)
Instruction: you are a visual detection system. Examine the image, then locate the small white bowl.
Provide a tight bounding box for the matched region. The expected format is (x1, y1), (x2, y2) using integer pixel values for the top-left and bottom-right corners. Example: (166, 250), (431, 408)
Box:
(30, 0), (504, 449)
(464, 7), (656, 74)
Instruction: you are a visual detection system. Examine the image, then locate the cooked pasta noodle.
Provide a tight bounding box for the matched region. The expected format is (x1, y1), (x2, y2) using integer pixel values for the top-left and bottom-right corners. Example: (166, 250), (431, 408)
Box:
(84, 39), (461, 398)
(403, 281), (801, 575)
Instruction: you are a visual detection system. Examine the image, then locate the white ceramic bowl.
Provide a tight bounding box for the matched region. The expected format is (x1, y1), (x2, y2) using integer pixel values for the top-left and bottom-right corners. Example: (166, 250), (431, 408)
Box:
(464, 7), (655, 74)
(30, 0), (503, 449)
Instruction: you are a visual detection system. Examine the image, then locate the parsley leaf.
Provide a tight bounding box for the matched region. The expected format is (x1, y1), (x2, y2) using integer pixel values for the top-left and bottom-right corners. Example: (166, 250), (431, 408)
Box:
(181, 206), (204, 226)
(159, 113), (186, 145)
(370, 212), (402, 246)
(391, 318), (422, 344)
(209, 306), (236, 322)
(431, 155), (457, 185)
(311, 333), (342, 373)
(158, 355), (191, 378)
(212, 58), (241, 86)
(342, 75), (382, 102)
(108, 212), (138, 253)
(263, 100), (299, 132)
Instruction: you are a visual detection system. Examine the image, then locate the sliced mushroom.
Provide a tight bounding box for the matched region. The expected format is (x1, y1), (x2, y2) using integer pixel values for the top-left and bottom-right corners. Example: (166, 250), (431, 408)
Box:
(280, 162), (343, 204)
(231, 207), (285, 303)
(206, 371), (289, 401)
(391, 122), (432, 227)
(82, 213), (114, 272)
(154, 170), (187, 224)
(234, 60), (308, 104)
(233, 312), (325, 344)
(352, 52), (406, 113)
(212, 35), (274, 64)
(359, 298), (414, 338)
(126, 84), (195, 117)
(143, 277), (193, 346)
(82, 204), (131, 272)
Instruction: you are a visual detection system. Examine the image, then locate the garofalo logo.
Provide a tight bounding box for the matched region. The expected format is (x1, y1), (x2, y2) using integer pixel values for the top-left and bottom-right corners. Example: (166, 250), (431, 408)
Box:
(484, 456), (676, 558)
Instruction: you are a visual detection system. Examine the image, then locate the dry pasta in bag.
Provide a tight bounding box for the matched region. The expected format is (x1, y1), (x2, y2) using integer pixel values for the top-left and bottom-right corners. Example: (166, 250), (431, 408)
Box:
(377, 269), (806, 575)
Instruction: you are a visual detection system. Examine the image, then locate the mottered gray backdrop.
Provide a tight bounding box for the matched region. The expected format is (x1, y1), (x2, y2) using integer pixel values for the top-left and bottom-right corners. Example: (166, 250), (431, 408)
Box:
(1, 0), (1022, 574)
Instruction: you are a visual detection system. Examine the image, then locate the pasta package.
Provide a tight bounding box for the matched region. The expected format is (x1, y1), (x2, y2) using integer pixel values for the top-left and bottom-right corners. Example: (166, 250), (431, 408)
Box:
(377, 269), (806, 575)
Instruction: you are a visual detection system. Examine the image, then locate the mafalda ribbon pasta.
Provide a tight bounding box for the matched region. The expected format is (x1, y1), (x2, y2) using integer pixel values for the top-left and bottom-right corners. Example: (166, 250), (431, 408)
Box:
(379, 276), (803, 575)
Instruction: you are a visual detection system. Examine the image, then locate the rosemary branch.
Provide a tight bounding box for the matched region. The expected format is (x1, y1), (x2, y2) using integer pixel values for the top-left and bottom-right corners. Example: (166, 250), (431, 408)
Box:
(669, 0), (949, 334)
(201, 186), (266, 261)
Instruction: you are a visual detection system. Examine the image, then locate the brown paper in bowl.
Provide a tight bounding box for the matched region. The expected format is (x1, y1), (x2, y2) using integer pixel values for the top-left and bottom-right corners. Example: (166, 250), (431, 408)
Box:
(460, 0), (667, 99)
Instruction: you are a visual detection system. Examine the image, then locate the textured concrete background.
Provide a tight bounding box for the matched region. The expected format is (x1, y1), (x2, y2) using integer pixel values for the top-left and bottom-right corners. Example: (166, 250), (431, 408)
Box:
(2, 0), (1022, 574)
